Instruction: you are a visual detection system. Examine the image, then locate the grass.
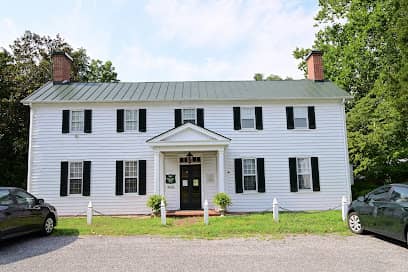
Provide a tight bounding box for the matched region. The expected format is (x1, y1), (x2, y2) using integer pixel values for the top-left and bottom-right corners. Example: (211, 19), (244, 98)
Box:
(54, 210), (350, 239)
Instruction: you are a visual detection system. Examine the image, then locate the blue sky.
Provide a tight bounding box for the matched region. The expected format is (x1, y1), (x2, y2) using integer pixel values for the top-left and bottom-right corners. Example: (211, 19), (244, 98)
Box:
(1, 0), (319, 81)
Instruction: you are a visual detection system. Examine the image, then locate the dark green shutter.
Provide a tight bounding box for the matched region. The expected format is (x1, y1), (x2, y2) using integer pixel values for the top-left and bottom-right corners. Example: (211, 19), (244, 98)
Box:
(62, 110), (70, 133)
(117, 109), (124, 132)
(84, 110), (92, 133)
(139, 109), (146, 132)
(60, 161), (68, 196)
(289, 158), (298, 192)
(255, 107), (263, 130)
(311, 157), (320, 191)
(139, 160), (146, 195)
(286, 107), (294, 129)
(116, 161), (123, 195)
(308, 106), (316, 129)
(233, 107), (241, 130)
(175, 109), (182, 127)
(257, 158), (265, 192)
(234, 158), (243, 193)
(197, 108), (204, 127)
(83, 161), (91, 196)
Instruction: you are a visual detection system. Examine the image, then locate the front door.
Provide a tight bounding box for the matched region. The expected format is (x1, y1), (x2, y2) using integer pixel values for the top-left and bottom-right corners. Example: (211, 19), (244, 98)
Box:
(180, 164), (201, 210)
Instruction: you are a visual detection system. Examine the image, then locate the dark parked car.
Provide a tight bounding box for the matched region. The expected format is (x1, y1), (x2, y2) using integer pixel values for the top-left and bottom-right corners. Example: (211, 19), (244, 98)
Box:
(0, 187), (58, 240)
(348, 183), (408, 245)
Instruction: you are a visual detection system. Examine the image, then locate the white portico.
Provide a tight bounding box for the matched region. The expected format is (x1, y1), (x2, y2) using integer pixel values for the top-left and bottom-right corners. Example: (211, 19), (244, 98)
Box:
(147, 123), (230, 210)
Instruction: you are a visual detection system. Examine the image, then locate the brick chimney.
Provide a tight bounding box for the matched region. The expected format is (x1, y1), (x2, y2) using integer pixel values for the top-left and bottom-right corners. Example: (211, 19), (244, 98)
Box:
(52, 51), (73, 84)
(305, 50), (324, 81)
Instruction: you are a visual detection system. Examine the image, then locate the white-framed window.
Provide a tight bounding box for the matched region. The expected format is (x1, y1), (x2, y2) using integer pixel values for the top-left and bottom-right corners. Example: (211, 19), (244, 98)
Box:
(125, 110), (138, 131)
(297, 157), (312, 190)
(241, 107), (255, 129)
(243, 158), (257, 191)
(182, 108), (196, 124)
(293, 107), (308, 129)
(69, 161), (83, 194)
(71, 110), (84, 132)
(124, 161), (138, 193)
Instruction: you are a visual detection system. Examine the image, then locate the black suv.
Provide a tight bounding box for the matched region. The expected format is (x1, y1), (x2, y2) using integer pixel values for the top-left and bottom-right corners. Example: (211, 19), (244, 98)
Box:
(348, 183), (408, 245)
(0, 187), (58, 240)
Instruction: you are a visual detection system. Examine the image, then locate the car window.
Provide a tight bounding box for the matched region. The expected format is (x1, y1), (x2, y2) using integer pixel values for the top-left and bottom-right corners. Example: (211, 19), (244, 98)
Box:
(390, 187), (408, 202)
(12, 190), (36, 207)
(367, 186), (391, 201)
(0, 189), (14, 205)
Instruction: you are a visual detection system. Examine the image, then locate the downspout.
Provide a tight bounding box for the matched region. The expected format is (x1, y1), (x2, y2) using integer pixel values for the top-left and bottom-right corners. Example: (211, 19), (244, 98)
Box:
(27, 104), (34, 192)
(341, 98), (352, 201)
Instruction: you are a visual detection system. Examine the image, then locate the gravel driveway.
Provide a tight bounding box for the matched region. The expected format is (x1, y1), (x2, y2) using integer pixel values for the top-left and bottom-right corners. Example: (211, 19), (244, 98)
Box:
(0, 234), (406, 272)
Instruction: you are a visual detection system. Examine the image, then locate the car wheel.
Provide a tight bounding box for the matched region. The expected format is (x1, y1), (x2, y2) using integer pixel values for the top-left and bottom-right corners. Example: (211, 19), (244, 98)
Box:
(42, 215), (55, 235)
(348, 212), (364, 234)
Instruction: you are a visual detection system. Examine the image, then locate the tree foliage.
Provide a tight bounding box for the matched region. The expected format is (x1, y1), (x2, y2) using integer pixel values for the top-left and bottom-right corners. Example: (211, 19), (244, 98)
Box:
(253, 73), (293, 81)
(293, 0), (408, 181)
(0, 31), (119, 188)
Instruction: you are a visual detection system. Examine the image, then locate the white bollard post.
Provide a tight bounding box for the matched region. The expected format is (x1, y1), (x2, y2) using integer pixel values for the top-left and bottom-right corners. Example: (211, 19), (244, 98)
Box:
(272, 198), (279, 222)
(341, 196), (348, 222)
(160, 199), (166, 225)
(87, 201), (93, 225)
(204, 200), (209, 225)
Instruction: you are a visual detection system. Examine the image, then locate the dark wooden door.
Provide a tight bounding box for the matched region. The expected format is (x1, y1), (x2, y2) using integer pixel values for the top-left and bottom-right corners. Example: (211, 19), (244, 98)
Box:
(180, 165), (201, 210)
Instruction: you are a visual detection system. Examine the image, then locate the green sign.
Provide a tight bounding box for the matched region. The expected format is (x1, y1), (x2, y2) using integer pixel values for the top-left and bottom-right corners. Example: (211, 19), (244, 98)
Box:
(166, 174), (176, 184)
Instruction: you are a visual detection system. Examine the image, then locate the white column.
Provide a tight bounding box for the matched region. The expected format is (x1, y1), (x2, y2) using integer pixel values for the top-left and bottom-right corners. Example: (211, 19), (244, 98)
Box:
(154, 150), (160, 194)
(159, 152), (165, 196)
(217, 149), (225, 193)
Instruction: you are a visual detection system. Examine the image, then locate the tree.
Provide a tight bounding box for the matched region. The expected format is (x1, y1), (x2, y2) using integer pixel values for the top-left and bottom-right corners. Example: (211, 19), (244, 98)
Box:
(293, 0), (408, 181)
(0, 31), (119, 188)
(253, 73), (284, 80)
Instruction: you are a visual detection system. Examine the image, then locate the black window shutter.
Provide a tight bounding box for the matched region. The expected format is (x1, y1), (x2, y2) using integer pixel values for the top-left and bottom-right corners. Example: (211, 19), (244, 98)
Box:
(116, 161), (124, 195)
(60, 161), (68, 196)
(82, 161), (91, 196)
(197, 108), (204, 127)
(233, 107), (241, 130)
(139, 109), (146, 132)
(62, 110), (70, 133)
(84, 110), (92, 133)
(257, 158), (265, 193)
(289, 158), (298, 192)
(311, 157), (320, 191)
(308, 106), (316, 129)
(234, 158), (243, 193)
(286, 107), (294, 129)
(117, 109), (124, 132)
(139, 160), (146, 195)
(175, 109), (182, 127)
(255, 107), (263, 130)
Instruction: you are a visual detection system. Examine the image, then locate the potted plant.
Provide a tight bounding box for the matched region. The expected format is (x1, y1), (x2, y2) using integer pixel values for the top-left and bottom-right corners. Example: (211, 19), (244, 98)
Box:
(146, 195), (166, 217)
(213, 193), (231, 216)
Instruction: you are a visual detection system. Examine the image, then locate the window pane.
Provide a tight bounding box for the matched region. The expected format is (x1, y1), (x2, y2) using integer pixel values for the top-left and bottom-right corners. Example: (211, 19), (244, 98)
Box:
(125, 178), (138, 193)
(243, 159), (256, 175)
(125, 161), (137, 177)
(297, 158), (310, 174)
(294, 107), (308, 128)
(182, 109), (196, 124)
(71, 111), (84, 132)
(390, 187), (408, 202)
(0, 190), (13, 205)
(298, 175), (311, 189)
(244, 176), (256, 190)
(294, 118), (307, 128)
(241, 119), (255, 128)
(241, 108), (255, 128)
(14, 190), (35, 206)
(69, 179), (82, 194)
(70, 162), (83, 178)
(125, 110), (138, 131)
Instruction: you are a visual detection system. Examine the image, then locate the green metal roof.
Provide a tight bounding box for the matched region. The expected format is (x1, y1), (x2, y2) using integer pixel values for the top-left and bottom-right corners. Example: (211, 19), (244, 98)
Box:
(21, 80), (351, 104)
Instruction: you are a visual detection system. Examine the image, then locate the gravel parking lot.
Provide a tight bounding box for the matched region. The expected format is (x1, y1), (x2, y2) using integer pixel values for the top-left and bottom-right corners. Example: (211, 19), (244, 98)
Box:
(0, 234), (406, 272)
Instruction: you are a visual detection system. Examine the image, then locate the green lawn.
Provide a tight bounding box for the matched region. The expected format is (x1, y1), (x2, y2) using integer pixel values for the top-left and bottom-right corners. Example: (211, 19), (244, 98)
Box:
(54, 210), (349, 239)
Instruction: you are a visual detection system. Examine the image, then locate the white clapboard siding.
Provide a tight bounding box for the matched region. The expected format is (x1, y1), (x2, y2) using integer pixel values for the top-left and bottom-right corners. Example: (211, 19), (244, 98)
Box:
(29, 100), (350, 215)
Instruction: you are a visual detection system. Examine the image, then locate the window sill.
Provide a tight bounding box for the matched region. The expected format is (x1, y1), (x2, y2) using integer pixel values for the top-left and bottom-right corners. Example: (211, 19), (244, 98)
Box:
(239, 128), (259, 132)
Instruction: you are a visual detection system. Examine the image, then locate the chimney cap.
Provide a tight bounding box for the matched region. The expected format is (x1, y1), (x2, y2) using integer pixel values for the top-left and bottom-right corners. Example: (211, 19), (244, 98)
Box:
(305, 50), (323, 61)
(51, 50), (73, 62)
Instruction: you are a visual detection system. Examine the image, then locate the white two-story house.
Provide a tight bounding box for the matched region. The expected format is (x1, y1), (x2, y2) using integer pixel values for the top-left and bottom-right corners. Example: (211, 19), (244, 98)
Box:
(22, 51), (352, 215)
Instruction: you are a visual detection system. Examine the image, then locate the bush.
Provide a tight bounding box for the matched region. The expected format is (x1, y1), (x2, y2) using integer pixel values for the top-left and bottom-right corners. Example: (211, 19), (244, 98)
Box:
(146, 195), (166, 214)
(213, 193), (232, 210)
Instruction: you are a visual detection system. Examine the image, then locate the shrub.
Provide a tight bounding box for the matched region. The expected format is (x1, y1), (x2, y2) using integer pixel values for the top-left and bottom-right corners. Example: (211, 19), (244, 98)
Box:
(146, 195), (166, 214)
(213, 193), (232, 211)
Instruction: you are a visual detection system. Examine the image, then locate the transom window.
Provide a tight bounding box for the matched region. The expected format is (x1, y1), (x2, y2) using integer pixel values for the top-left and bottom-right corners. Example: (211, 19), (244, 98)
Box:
(125, 110), (138, 131)
(69, 162), (83, 194)
(243, 158), (257, 191)
(297, 158), (312, 190)
(71, 110), (84, 132)
(124, 161), (138, 193)
(294, 107), (308, 128)
(241, 107), (255, 129)
(182, 108), (196, 124)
